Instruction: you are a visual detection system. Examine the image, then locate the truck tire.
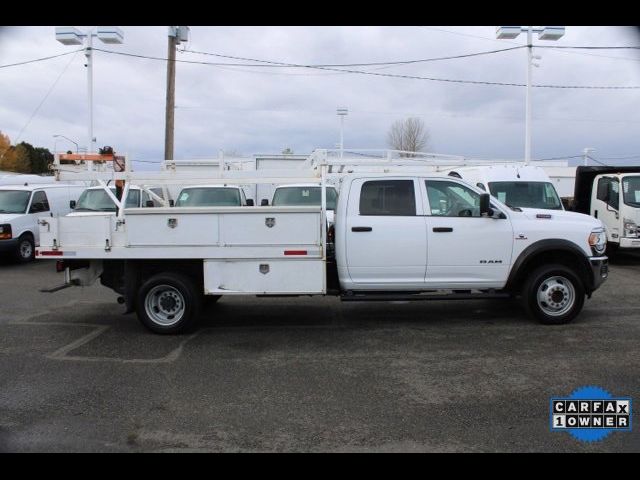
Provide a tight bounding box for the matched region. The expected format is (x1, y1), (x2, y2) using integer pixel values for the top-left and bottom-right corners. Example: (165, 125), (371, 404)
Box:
(15, 234), (35, 263)
(136, 272), (202, 334)
(521, 264), (585, 325)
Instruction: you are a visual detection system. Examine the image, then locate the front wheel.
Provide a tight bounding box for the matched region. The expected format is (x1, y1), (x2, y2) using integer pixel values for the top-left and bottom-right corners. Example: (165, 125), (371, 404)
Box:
(15, 234), (35, 263)
(136, 273), (202, 334)
(521, 264), (585, 325)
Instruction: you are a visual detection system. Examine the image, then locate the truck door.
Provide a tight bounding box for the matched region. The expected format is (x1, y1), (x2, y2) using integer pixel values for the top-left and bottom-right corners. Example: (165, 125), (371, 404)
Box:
(592, 176), (620, 243)
(345, 178), (427, 288)
(422, 179), (513, 287)
(27, 190), (50, 245)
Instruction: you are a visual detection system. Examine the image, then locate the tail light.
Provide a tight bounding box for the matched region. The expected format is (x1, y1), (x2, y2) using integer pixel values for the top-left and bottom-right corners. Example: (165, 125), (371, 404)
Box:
(56, 260), (66, 272)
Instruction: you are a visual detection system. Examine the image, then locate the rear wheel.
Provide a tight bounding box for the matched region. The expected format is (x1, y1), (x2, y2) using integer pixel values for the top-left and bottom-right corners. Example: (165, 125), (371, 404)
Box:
(521, 264), (585, 325)
(15, 234), (34, 263)
(136, 273), (202, 334)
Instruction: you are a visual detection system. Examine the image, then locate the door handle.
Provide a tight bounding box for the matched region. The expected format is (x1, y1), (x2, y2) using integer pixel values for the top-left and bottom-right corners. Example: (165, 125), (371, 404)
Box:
(352, 226), (372, 232)
(433, 227), (453, 232)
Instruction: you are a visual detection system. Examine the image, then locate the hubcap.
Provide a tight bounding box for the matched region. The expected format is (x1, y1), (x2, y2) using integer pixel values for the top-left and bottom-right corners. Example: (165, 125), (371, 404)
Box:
(144, 284), (186, 326)
(536, 275), (575, 316)
(20, 240), (33, 259)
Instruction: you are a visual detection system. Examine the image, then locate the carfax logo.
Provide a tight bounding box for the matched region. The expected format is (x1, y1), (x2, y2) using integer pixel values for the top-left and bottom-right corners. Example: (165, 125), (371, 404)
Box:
(550, 386), (632, 442)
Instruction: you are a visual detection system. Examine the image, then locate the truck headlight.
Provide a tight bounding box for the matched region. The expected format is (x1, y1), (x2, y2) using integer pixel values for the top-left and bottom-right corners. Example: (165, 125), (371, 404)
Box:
(623, 218), (637, 238)
(588, 229), (607, 255)
(0, 224), (12, 240)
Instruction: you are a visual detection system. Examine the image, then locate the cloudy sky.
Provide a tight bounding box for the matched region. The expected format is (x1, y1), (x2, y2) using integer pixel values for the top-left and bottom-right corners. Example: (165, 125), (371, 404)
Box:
(1, 25), (639, 169)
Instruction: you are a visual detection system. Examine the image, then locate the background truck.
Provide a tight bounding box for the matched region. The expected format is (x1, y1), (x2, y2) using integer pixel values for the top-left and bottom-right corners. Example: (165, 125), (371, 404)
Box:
(37, 157), (609, 334)
(0, 183), (85, 262)
(545, 166), (640, 253)
(175, 185), (253, 207)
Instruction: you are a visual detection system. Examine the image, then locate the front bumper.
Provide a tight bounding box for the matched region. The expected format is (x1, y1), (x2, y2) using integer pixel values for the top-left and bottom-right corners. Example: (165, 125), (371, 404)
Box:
(0, 238), (19, 253)
(619, 237), (640, 249)
(588, 256), (609, 293)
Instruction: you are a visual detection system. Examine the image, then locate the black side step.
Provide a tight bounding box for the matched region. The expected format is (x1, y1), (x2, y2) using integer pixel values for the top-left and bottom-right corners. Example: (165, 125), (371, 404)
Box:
(340, 291), (511, 302)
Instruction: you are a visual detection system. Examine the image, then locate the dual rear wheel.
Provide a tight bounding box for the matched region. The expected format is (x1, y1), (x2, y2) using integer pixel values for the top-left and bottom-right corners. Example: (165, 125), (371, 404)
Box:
(135, 273), (219, 334)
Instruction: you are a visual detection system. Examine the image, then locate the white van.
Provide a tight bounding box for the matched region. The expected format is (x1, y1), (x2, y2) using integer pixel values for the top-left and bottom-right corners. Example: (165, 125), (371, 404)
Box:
(446, 164), (564, 211)
(0, 183), (85, 262)
(68, 185), (170, 216)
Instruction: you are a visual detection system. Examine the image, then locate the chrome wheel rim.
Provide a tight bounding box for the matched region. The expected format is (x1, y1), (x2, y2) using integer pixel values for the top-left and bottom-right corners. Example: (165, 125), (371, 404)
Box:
(536, 276), (575, 317)
(20, 240), (33, 259)
(144, 285), (185, 326)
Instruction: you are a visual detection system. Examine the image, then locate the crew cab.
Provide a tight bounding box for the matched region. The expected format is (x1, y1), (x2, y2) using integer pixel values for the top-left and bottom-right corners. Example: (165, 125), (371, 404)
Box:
(69, 185), (170, 215)
(37, 173), (609, 334)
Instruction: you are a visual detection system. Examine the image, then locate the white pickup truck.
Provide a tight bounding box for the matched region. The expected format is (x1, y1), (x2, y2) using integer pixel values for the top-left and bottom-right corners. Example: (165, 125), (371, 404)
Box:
(36, 172), (609, 334)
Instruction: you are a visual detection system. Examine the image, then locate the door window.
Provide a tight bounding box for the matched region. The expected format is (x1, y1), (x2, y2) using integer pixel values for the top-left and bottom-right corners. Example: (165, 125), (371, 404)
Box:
(359, 180), (416, 216)
(597, 177), (619, 209)
(29, 191), (50, 213)
(425, 180), (481, 217)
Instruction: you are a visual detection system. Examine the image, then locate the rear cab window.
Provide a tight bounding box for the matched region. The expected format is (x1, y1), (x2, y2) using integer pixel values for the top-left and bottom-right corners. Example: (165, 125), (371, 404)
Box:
(359, 180), (416, 216)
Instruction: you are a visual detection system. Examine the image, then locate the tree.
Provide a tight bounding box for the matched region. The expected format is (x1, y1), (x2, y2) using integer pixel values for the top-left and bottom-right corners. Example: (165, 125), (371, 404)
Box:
(386, 117), (430, 156)
(0, 131), (18, 172)
(0, 133), (53, 174)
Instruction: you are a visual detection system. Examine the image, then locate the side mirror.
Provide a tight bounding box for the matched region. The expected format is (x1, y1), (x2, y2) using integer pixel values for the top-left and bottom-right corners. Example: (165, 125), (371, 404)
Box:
(246, 199), (254, 206)
(480, 193), (494, 217)
(69, 200), (76, 209)
(261, 199), (269, 206)
(145, 200), (155, 208)
(169, 199), (175, 207)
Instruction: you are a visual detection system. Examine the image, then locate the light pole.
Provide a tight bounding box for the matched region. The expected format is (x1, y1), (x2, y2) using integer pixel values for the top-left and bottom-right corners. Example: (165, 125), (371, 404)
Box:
(55, 26), (124, 167)
(337, 107), (348, 159)
(583, 147), (595, 166)
(496, 26), (565, 165)
(53, 134), (79, 153)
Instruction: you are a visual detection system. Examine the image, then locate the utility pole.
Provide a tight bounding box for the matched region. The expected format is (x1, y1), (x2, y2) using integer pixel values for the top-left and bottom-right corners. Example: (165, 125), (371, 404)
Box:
(164, 26), (189, 161)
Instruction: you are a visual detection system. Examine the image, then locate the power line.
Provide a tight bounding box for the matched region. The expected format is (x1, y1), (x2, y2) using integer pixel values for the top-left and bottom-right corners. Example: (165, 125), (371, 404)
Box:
(586, 155), (611, 167)
(0, 51), (80, 161)
(0, 49), (83, 69)
(181, 45), (527, 67)
(418, 26), (640, 62)
(94, 48), (640, 89)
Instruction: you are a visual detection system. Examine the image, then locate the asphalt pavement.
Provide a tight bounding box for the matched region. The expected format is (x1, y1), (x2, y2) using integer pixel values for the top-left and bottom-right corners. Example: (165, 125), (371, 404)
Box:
(0, 253), (639, 452)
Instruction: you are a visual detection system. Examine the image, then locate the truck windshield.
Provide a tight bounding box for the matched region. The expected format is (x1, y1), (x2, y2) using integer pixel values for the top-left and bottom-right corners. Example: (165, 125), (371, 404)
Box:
(488, 182), (562, 210)
(272, 187), (338, 209)
(175, 188), (241, 207)
(622, 176), (640, 207)
(75, 188), (140, 212)
(0, 190), (31, 214)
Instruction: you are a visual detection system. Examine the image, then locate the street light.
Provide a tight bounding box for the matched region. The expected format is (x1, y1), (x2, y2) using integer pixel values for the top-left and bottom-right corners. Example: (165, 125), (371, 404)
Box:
(55, 26), (124, 168)
(496, 26), (565, 164)
(337, 107), (348, 159)
(53, 134), (79, 153)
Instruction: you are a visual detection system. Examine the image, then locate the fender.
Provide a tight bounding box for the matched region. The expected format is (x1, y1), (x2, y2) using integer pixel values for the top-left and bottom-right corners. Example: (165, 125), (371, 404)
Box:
(505, 239), (593, 292)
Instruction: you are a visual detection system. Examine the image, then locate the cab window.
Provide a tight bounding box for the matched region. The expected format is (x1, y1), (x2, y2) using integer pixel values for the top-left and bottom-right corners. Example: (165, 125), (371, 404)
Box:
(29, 191), (50, 213)
(359, 180), (415, 216)
(597, 177), (619, 209)
(426, 180), (481, 217)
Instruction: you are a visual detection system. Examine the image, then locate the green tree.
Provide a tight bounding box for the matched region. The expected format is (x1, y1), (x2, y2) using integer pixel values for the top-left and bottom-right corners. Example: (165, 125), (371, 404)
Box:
(13, 143), (34, 173)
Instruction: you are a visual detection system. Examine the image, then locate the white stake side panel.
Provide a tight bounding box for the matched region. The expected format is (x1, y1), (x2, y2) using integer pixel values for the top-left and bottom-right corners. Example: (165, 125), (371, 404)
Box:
(124, 206), (321, 247)
(38, 208), (323, 260)
(204, 259), (325, 295)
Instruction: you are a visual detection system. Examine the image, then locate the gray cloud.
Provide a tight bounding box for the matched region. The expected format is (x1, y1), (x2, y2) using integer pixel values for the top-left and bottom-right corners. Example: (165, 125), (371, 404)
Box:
(1, 25), (639, 167)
